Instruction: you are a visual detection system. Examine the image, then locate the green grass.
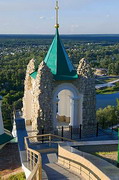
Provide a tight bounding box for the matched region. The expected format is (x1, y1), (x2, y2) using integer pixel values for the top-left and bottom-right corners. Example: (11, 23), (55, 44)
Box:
(6, 172), (25, 180)
(95, 151), (116, 155)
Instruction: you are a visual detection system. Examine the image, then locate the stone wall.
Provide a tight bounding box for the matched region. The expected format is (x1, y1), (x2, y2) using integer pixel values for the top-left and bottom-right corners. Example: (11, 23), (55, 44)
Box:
(23, 58), (96, 136)
(31, 62), (54, 134)
(75, 58), (96, 136)
(22, 59), (35, 121)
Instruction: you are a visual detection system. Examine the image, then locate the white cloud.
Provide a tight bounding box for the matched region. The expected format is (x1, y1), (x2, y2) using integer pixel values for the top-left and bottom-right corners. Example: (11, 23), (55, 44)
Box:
(39, 16), (45, 20)
(106, 14), (110, 18)
(39, 16), (54, 20)
(71, 24), (79, 28)
(69, 24), (80, 33)
(0, 0), (118, 34)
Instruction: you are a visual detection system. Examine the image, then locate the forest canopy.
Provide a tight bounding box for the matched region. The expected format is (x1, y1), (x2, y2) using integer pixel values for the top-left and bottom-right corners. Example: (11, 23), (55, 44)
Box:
(0, 35), (119, 130)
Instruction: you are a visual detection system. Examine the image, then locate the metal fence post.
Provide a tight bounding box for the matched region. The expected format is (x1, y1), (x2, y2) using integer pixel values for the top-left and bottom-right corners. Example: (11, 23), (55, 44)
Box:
(42, 128), (44, 143)
(61, 126), (63, 141)
(79, 124), (82, 139)
(70, 126), (72, 139)
(117, 128), (119, 167)
(49, 135), (51, 147)
(96, 123), (99, 137)
(102, 120), (105, 129)
(112, 122), (113, 132)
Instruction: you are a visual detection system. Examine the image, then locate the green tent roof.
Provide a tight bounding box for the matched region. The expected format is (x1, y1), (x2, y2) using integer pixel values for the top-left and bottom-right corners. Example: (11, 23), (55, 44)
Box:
(30, 71), (37, 79)
(30, 29), (78, 80)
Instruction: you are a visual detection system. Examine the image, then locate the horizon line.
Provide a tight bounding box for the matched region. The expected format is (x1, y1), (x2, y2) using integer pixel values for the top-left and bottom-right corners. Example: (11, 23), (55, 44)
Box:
(0, 33), (119, 36)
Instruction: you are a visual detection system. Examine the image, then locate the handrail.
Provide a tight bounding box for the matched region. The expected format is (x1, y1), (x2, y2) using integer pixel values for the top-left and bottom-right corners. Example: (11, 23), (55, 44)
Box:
(27, 163), (41, 180)
(26, 133), (75, 142)
(24, 137), (42, 180)
(58, 155), (99, 180)
(58, 144), (114, 180)
(24, 134), (75, 180)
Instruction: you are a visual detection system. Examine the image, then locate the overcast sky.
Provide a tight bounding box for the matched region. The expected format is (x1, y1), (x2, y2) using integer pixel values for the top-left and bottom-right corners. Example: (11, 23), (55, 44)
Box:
(0, 0), (119, 34)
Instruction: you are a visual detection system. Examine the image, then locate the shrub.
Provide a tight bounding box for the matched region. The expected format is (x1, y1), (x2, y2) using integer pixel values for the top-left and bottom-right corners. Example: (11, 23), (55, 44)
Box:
(8, 172), (26, 180)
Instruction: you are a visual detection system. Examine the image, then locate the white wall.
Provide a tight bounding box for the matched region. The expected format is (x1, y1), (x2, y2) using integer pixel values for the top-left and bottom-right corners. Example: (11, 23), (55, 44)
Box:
(58, 90), (72, 117)
(25, 89), (32, 121)
(0, 100), (4, 135)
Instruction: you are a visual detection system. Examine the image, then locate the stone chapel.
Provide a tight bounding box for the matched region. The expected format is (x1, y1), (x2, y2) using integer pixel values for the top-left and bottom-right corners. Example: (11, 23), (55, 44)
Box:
(23, 1), (96, 136)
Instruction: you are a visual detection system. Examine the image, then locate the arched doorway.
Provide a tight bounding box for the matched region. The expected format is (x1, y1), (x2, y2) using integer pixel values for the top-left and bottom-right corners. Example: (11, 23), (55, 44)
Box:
(53, 83), (83, 128)
(57, 89), (72, 126)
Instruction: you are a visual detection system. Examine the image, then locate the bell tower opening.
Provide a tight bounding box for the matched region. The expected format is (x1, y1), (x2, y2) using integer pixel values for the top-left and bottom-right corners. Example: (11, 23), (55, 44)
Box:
(57, 89), (72, 126)
(53, 83), (83, 129)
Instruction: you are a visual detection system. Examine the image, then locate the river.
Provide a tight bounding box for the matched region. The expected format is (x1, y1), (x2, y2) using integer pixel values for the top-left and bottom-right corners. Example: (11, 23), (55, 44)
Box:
(96, 92), (119, 109)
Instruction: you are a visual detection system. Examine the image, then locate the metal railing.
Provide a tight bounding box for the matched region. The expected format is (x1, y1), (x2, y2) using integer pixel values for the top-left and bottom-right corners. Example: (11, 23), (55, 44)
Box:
(24, 137), (42, 180)
(26, 133), (75, 143)
(58, 155), (101, 180)
(24, 134), (75, 180)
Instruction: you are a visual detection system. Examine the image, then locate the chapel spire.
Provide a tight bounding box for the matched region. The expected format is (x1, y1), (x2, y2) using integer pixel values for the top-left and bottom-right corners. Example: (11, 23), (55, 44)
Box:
(30, 0), (78, 81)
(55, 1), (59, 29)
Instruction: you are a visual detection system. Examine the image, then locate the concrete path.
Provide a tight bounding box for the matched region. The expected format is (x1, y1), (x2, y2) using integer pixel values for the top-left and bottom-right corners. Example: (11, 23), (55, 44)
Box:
(95, 78), (119, 89)
(41, 152), (58, 164)
(41, 152), (84, 180)
(43, 163), (84, 180)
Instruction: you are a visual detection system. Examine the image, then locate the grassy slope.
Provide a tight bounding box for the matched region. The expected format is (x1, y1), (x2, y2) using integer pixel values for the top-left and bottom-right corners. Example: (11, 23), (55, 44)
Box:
(0, 172), (26, 180)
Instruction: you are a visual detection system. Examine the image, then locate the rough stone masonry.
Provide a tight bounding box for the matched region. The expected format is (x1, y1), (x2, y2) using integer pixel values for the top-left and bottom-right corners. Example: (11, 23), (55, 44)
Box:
(23, 58), (96, 137)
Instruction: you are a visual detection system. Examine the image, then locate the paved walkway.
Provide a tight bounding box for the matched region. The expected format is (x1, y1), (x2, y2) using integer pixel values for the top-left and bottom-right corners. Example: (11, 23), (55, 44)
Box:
(95, 78), (119, 89)
(41, 152), (84, 180)
(43, 163), (83, 180)
(15, 117), (119, 180)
